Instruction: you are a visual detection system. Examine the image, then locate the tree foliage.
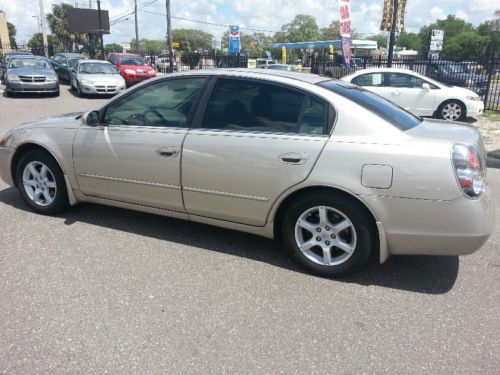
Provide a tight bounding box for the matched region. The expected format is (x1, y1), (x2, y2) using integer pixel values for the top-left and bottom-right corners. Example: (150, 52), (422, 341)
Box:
(397, 32), (421, 51)
(46, 3), (87, 52)
(27, 32), (64, 53)
(276, 14), (319, 43)
(172, 29), (213, 53)
(6, 21), (16, 47)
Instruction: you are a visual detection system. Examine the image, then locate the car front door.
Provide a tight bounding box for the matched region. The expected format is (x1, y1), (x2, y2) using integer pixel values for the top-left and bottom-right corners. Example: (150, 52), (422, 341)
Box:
(386, 73), (436, 116)
(73, 76), (207, 212)
(181, 77), (331, 226)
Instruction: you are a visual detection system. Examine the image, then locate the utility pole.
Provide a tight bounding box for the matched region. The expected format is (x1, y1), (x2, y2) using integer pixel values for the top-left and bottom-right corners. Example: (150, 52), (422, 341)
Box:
(166, 0), (173, 72)
(387, 0), (399, 67)
(97, 0), (105, 59)
(38, 0), (49, 58)
(134, 0), (139, 52)
(88, 0), (94, 59)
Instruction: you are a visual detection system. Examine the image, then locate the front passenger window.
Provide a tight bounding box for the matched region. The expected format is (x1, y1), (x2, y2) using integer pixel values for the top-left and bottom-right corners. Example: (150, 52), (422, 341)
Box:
(103, 78), (206, 127)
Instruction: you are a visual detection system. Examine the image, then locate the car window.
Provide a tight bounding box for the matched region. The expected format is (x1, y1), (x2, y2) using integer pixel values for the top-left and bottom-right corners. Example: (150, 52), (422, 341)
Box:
(201, 78), (327, 135)
(319, 80), (421, 131)
(108, 55), (116, 65)
(80, 63), (117, 74)
(9, 58), (51, 69)
(387, 73), (425, 88)
(103, 77), (206, 127)
(352, 73), (384, 87)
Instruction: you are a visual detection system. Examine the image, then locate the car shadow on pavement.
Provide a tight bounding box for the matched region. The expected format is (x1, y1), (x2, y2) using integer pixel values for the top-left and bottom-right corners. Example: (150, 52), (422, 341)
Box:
(0, 186), (459, 294)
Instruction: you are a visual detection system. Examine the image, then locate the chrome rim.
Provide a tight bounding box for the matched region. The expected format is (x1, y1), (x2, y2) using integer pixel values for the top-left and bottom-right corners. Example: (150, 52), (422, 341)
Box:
(294, 206), (357, 266)
(22, 161), (57, 207)
(442, 102), (462, 121)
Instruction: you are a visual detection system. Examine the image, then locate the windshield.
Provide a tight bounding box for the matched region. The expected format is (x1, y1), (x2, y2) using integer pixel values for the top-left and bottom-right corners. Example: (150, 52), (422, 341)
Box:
(9, 58), (51, 70)
(79, 63), (117, 74)
(120, 56), (144, 65)
(442, 64), (466, 74)
(319, 80), (421, 131)
(67, 57), (82, 67)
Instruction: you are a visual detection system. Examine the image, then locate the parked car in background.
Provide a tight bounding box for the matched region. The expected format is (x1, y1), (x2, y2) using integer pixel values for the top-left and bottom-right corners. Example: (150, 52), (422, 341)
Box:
(70, 60), (126, 97)
(342, 68), (484, 121)
(459, 61), (486, 75)
(1, 51), (33, 81)
(264, 63), (295, 71)
(155, 57), (171, 72)
(256, 58), (276, 68)
(0, 70), (492, 277)
(107, 53), (156, 86)
(426, 60), (488, 97)
(50, 53), (85, 83)
(4, 55), (59, 97)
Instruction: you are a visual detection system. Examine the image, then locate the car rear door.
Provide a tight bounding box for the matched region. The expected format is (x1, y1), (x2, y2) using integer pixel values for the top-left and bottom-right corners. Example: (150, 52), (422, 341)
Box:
(73, 76), (207, 212)
(181, 77), (331, 226)
(350, 72), (390, 99)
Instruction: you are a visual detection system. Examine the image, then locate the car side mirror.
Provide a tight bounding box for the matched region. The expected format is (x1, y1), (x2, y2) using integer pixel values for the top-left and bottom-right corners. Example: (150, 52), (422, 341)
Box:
(82, 110), (100, 126)
(422, 83), (431, 90)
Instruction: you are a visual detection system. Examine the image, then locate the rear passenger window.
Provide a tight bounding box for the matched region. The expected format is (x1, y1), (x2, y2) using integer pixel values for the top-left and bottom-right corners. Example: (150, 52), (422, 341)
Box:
(352, 73), (383, 87)
(201, 78), (327, 135)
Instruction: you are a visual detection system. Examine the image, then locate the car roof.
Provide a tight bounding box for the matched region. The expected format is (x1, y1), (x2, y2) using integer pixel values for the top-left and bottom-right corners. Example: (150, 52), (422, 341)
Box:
(9, 55), (47, 60)
(78, 59), (111, 64)
(5, 51), (33, 56)
(57, 53), (84, 57)
(166, 68), (330, 85)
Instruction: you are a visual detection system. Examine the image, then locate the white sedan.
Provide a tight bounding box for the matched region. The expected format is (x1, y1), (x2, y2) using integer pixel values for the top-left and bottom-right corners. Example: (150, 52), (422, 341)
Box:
(341, 68), (484, 121)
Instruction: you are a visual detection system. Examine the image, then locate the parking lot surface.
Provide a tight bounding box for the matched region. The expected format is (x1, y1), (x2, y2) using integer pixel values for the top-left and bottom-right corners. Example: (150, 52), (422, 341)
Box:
(1, 85), (499, 373)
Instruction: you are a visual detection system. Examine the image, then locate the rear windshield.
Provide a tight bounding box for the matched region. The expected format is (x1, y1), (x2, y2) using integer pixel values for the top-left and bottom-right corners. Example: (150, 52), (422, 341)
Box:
(318, 80), (421, 131)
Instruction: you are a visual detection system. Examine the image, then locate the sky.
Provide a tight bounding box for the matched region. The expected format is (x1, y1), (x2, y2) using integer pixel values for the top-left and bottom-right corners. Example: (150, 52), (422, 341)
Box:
(1, 0), (498, 46)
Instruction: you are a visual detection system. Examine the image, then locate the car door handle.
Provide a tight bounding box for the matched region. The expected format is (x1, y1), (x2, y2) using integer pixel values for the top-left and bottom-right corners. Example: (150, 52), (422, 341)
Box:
(280, 152), (309, 165)
(156, 146), (179, 158)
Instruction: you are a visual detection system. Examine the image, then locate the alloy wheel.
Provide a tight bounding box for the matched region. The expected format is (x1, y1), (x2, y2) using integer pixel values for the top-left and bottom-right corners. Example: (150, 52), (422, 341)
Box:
(22, 161), (57, 207)
(441, 102), (462, 121)
(294, 205), (357, 266)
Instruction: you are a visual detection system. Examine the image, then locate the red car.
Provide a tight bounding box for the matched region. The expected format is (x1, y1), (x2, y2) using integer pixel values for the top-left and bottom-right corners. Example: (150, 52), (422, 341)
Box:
(107, 53), (156, 86)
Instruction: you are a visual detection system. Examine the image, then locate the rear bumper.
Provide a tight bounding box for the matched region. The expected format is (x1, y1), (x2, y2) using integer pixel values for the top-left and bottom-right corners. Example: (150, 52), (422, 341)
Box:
(362, 184), (494, 257)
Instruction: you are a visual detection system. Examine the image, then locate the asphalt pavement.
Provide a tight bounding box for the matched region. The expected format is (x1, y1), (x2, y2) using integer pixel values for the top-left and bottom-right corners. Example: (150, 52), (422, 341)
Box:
(0, 84), (499, 373)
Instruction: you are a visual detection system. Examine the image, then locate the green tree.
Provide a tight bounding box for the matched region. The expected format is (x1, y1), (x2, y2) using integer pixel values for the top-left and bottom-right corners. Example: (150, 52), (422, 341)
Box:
(443, 31), (489, 59)
(278, 14), (320, 43)
(130, 39), (166, 53)
(366, 33), (387, 49)
(46, 3), (87, 52)
(477, 21), (500, 58)
(319, 21), (340, 40)
(240, 32), (273, 56)
(7, 22), (16, 47)
(417, 15), (475, 54)
(172, 29), (213, 53)
(27, 32), (64, 53)
(397, 32), (421, 51)
(104, 43), (123, 54)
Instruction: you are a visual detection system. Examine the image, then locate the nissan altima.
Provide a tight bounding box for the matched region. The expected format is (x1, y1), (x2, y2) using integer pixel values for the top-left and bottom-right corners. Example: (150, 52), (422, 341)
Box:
(0, 70), (494, 277)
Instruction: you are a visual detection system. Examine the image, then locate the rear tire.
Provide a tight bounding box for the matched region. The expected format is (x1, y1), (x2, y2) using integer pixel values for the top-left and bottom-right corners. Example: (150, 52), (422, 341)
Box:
(15, 150), (70, 215)
(281, 192), (375, 277)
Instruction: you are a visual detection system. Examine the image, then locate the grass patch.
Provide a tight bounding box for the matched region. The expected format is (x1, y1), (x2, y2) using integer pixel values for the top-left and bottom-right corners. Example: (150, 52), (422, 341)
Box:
(482, 111), (500, 121)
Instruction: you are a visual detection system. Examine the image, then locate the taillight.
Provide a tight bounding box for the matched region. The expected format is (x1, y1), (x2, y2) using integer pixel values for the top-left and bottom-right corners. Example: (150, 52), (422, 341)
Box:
(452, 144), (485, 198)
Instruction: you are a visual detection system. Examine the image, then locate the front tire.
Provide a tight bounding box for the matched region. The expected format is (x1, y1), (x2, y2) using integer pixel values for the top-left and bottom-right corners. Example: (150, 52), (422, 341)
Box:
(76, 82), (83, 97)
(437, 100), (466, 121)
(15, 150), (70, 215)
(281, 192), (375, 277)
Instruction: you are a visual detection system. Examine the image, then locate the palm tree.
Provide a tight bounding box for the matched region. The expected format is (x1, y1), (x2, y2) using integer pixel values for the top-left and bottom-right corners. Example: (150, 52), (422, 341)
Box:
(46, 3), (87, 52)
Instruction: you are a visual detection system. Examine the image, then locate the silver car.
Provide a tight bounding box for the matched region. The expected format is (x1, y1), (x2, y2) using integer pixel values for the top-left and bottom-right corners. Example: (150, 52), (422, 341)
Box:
(70, 60), (126, 97)
(4, 56), (59, 97)
(0, 70), (494, 277)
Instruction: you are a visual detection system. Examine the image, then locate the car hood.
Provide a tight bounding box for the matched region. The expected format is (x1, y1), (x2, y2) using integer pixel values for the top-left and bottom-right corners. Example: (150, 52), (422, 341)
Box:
(78, 73), (124, 82)
(18, 113), (84, 130)
(119, 64), (154, 72)
(7, 67), (55, 76)
(407, 118), (484, 153)
(443, 85), (480, 98)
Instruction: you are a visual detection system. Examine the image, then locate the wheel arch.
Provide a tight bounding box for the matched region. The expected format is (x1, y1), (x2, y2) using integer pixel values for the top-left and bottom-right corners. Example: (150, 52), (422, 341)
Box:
(435, 98), (467, 119)
(271, 185), (384, 263)
(10, 142), (78, 205)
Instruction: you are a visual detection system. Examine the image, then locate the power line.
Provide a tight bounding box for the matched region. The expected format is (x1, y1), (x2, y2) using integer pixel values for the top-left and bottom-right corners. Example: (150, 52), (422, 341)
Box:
(110, 0), (157, 24)
(138, 9), (280, 33)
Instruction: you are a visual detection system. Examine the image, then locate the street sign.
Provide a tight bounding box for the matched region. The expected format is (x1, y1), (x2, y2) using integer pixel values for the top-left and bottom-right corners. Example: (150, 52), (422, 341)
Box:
(229, 25), (241, 54)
